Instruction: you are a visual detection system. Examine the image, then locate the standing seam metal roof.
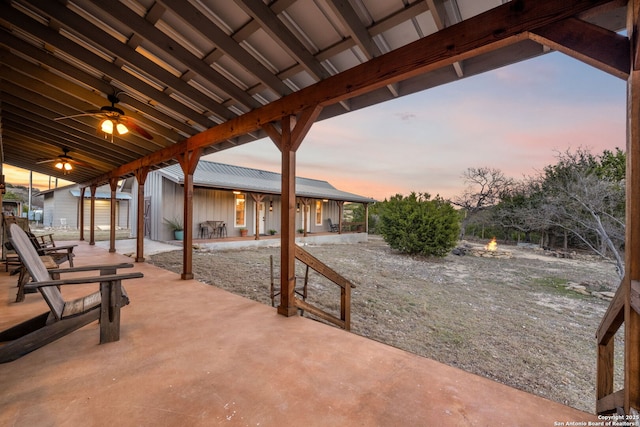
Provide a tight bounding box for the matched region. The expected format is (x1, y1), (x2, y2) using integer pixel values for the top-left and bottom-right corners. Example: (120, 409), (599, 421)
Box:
(158, 161), (376, 203)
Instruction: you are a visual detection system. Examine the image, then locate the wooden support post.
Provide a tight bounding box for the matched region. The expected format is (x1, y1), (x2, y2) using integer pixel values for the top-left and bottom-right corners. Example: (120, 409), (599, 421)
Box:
(250, 193), (265, 240)
(300, 198), (311, 237)
(134, 167), (149, 263)
(108, 177), (118, 253)
(364, 202), (369, 234)
(336, 201), (344, 234)
(79, 187), (85, 241)
(264, 105), (322, 317)
(624, 0), (640, 414)
(89, 184), (97, 245)
(176, 149), (201, 280)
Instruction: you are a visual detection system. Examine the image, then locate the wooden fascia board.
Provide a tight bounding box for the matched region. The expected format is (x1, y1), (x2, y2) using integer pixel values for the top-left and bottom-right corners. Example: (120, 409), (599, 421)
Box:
(81, 0), (616, 187)
(529, 17), (630, 79)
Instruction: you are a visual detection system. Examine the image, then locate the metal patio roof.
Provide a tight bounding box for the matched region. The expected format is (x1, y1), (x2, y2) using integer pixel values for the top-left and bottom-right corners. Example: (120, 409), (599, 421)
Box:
(0, 1), (628, 185)
(159, 160), (377, 203)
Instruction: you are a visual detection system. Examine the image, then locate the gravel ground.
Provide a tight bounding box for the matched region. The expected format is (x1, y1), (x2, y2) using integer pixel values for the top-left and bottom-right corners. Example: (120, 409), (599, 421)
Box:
(148, 235), (622, 413)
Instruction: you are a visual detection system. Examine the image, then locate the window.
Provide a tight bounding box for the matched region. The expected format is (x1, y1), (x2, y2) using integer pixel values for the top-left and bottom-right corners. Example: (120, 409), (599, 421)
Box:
(235, 193), (246, 227)
(315, 200), (323, 225)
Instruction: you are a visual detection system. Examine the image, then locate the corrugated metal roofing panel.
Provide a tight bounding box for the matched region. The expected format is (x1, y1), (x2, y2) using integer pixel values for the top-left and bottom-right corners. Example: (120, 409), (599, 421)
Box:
(159, 161), (375, 203)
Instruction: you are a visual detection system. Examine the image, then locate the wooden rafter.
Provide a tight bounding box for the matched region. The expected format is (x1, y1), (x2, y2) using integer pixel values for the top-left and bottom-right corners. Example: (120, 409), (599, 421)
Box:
(529, 17), (630, 79)
(82, 0), (621, 189)
(233, 0), (330, 80)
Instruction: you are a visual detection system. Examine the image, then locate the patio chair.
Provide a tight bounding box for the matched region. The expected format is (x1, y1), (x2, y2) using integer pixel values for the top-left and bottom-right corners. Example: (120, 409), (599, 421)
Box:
(327, 218), (339, 232)
(0, 223), (144, 363)
(6, 233), (77, 302)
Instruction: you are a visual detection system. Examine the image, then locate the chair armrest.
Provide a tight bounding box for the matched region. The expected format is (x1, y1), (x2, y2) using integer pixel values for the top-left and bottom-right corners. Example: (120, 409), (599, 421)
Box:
(47, 263), (135, 275)
(24, 272), (144, 290)
(40, 244), (77, 252)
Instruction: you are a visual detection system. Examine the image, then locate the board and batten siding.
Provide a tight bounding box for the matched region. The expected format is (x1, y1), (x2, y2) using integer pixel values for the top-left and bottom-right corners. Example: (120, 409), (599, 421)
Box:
(42, 189), (78, 229)
(42, 186), (130, 230)
(140, 171), (365, 241)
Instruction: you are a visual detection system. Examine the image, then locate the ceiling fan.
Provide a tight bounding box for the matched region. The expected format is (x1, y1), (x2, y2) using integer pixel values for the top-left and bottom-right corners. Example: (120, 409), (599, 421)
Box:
(54, 93), (153, 140)
(36, 148), (87, 174)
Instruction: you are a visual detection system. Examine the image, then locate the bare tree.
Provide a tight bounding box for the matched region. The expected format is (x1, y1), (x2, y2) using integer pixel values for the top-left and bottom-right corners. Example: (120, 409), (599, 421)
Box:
(494, 177), (546, 243)
(540, 149), (626, 277)
(452, 167), (514, 237)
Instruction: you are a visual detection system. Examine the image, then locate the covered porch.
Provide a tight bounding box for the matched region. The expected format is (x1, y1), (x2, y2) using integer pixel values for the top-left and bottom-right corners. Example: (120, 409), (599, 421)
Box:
(1, 0), (639, 415)
(0, 240), (598, 425)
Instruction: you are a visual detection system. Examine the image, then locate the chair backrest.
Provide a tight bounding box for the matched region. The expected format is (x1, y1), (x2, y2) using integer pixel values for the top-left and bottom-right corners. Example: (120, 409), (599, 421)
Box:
(26, 231), (46, 254)
(8, 224), (64, 317)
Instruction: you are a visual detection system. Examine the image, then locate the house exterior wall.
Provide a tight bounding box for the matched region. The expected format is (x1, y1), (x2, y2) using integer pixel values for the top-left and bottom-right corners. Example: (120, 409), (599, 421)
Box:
(42, 185), (130, 230)
(80, 199), (129, 230)
(42, 189), (76, 228)
(143, 172), (183, 241)
(138, 171), (366, 241)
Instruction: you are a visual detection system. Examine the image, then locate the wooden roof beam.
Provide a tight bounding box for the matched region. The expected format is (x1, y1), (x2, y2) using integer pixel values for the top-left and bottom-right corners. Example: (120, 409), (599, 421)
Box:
(157, 0), (292, 98)
(82, 0), (619, 187)
(529, 17), (630, 80)
(3, 6), (219, 130)
(234, 0), (331, 80)
(33, 1), (239, 120)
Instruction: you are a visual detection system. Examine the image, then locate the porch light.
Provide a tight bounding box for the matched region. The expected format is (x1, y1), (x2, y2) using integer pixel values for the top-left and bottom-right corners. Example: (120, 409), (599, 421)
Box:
(269, 201), (273, 212)
(233, 190), (241, 195)
(322, 199), (328, 202)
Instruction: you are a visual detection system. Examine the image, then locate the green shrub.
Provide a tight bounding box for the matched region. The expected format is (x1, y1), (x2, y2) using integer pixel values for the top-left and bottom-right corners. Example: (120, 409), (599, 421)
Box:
(378, 192), (460, 257)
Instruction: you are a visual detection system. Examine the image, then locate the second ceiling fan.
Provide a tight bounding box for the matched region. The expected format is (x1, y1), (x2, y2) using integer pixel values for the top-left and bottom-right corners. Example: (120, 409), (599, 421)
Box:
(36, 147), (87, 174)
(55, 93), (153, 141)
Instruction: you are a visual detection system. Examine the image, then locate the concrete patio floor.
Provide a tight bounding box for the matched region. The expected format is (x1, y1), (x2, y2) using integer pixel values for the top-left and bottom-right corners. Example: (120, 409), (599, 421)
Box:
(0, 241), (600, 426)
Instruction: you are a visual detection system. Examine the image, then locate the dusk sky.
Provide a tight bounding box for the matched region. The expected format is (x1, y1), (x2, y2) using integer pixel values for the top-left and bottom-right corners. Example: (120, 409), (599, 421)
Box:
(4, 51), (627, 201)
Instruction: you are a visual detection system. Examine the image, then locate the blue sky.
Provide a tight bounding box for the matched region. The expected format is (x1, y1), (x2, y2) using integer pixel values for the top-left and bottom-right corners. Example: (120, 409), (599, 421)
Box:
(5, 51), (627, 201)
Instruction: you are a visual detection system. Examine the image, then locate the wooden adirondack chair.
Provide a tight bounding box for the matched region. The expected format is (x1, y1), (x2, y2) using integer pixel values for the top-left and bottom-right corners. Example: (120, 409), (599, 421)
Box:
(6, 233), (78, 302)
(0, 224), (144, 363)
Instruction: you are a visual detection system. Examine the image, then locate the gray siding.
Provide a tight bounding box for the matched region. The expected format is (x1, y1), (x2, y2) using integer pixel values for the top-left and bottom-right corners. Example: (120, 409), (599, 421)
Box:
(43, 185), (131, 230)
(140, 170), (367, 241)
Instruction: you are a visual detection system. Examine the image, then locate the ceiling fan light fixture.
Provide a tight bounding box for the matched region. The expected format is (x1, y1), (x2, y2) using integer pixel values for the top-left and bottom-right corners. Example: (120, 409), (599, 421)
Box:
(54, 161), (72, 172)
(100, 118), (114, 134)
(116, 122), (129, 135)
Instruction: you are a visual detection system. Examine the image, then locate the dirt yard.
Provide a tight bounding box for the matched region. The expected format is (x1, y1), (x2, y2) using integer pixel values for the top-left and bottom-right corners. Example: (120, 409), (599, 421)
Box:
(147, 235), (622, 413)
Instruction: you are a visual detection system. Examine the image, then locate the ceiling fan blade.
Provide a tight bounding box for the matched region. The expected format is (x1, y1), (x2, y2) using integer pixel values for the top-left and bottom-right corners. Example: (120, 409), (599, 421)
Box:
(120, 118), (153, 140)
(67, 158), (89, 167)
(54, 110), (104, 120)
(35, 159), (56, 164)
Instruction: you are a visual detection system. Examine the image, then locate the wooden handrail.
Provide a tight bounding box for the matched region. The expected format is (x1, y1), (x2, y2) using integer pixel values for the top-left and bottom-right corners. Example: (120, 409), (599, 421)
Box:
(294, 245), (355, 330)
(632, 280), (640, 315)
(596, 276), (625, 414)
(596, 277), (640, 414)
(597, 389), (625, 415)
(596, 277), (626, 345)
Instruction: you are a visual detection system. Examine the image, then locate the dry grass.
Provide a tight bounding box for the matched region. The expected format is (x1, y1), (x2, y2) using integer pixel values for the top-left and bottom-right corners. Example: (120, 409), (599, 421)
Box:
(148, 235), (622, 413)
